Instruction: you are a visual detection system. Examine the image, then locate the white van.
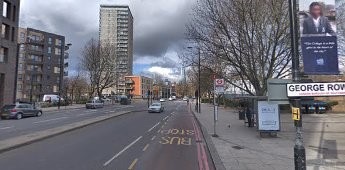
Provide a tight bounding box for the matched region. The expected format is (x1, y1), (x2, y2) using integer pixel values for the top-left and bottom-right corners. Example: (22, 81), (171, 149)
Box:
(43, 95), (64, 103)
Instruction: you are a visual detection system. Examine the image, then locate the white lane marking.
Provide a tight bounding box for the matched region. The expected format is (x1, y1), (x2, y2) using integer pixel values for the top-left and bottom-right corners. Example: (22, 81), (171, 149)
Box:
(171, 112), (175, 115)
(147, 122), (160, 132)
(77, 112), (95, 116)
(103, 136), (143, 166)
(0, 126), (14, 130)
(163, 116), (169, 121)
(33, 117), (69, 124)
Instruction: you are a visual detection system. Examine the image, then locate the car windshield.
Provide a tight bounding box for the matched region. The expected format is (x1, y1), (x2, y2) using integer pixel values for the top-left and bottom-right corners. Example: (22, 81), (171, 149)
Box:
(151, 103), (161, 106)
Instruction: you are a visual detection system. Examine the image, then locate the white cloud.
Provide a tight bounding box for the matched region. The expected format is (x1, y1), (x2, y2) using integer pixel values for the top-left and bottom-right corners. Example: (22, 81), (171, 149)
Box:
(148, 66), (181, 80)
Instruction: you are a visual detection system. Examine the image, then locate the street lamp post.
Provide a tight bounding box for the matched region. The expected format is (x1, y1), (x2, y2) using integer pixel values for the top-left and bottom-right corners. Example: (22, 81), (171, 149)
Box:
(188, 46), (201, 113)
(58, 43), (72, 110)
(288, 0), (306, 169)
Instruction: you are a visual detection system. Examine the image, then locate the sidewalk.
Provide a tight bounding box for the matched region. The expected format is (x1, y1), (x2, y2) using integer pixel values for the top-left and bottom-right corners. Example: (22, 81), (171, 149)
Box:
(40, 104), (85, 112)
(194, 103), (345, 170)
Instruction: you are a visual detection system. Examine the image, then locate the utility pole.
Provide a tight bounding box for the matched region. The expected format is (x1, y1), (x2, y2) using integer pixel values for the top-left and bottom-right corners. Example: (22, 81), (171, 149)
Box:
(288, 0), (306, 169)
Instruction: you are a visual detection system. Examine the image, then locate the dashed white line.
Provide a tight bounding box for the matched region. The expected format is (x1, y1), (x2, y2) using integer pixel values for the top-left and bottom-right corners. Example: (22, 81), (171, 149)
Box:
(147, 122), (161, 132)
(33, 117), (69, 124)
(77, 112), (95, 116)
(163, 116), (169, 121)
(103, 136), (143, 166)
(0, 126), (14, 130)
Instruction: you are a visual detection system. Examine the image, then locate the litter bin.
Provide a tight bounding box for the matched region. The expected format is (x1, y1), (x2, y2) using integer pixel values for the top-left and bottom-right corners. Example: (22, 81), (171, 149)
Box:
(239, 110), (245, 120)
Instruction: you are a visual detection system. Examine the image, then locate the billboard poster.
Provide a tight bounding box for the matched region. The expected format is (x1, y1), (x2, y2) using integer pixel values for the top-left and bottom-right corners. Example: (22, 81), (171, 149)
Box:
(299, 0), (339, 75)
(257, 101), (280, 131)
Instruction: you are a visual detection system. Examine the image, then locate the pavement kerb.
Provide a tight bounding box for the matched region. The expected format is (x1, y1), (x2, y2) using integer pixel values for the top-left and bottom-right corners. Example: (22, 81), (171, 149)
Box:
(0, 110), (132, 154)
(190, 105), (226, 170)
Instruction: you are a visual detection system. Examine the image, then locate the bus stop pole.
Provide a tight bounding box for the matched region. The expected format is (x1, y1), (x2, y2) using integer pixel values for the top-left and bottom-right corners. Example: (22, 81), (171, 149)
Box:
(289, 0), (306, 169)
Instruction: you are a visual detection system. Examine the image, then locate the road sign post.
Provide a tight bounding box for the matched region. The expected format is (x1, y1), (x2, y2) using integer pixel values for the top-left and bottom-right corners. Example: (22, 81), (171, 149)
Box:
(212, 78), (224, 137)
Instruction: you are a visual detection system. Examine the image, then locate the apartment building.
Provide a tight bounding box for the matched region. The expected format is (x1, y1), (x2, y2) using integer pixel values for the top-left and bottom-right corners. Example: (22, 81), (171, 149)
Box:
(125, 76), (153, 99)
(16, 28), (66, 102)
(0, 0), (20, 107)
(100, 5), (134, 95)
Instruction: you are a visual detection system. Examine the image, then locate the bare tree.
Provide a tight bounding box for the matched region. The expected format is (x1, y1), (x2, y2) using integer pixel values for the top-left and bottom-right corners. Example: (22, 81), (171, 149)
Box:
(81, 39), (118, 98)
(184, 0), (292, 96)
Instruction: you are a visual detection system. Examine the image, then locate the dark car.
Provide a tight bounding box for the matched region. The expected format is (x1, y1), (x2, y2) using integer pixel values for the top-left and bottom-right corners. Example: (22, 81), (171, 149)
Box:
(120, 97), (131, 105)
(0, 103), (43, 120)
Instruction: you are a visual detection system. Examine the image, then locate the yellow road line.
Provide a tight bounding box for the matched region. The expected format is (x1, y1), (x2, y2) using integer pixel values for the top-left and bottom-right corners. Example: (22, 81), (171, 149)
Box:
(142, 144), (150, 151)
(128, 158), (138, 170)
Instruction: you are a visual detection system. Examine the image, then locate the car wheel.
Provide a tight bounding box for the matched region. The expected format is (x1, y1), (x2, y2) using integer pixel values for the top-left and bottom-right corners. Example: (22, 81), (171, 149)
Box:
(36, 111), (43, 117)
(16, 113), (23, 120)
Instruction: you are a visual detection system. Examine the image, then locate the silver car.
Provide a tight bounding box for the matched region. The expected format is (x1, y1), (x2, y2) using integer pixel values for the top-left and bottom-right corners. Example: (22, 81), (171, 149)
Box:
(148, 103), (164, 113)
(0, 103), (43, 120)
(86, 100), (104, 109)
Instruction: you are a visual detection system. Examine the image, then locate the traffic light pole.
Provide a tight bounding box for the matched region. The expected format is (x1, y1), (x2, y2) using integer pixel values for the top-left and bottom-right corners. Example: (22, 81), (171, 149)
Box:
(288, 0), (306, 169)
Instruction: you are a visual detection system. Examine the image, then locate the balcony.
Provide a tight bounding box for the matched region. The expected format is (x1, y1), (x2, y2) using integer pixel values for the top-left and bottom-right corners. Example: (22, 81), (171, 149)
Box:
(125, 86), (133, 90)
(26, 69), (43, 75)
(64, 71), (68, 77)
(125, 79), (134, 84)
(27, 49), (44, 56)
(27, 38), (45, 45)
(26, 80), (43, 85)
(25, 59), (43, 65)
(64, 52), (69, 59)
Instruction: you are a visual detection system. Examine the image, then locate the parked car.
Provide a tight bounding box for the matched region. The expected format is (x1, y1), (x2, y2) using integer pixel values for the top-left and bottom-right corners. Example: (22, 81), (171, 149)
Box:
(0, 103), (43, 120)
(86, 100), (104, 109)
(169, 97), (173, 101)
(183, 96), (189, 101)
(120, 96), (131, 105)
(148, 103), (164, 113)
(160, 98), (166, 102)
(43, 94), (64, 103)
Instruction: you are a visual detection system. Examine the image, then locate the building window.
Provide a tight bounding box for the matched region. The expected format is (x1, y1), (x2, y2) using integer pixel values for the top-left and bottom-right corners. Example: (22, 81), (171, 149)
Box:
(20, 32), (25, 42)
(47, 56), (51, 61)
(18, 74), (22, 81)
(11, 27), (15, 41)
(0, 47), (8, 63)
(12, 5), (16, 21)
(55, 48), (61, 55)
(55, 39), (62, 46)
(47, 75), (50, 80)
(2, 1), (11, 19)
(48, 47), (52, 54)
(47, 65), (51, 70)
(31, 45), (40, 51)
(17, 84), (22, 91)
(18, 63), (23, 70)
(54, 67), (60, 74)
(48, 37), (52, 44)
(1, 23), (10, 40)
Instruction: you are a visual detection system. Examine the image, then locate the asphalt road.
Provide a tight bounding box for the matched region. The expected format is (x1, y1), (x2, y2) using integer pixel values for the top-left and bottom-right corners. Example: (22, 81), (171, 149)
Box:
(0, 104), (135, 140)
(0, 101), (214, 170)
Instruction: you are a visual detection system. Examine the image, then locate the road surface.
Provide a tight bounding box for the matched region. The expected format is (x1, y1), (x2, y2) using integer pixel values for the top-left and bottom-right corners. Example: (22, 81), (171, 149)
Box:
(0, 101), (214, 170)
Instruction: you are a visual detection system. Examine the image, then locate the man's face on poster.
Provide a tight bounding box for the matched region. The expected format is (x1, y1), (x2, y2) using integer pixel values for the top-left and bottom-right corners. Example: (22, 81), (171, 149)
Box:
(310, 5), (322, 18)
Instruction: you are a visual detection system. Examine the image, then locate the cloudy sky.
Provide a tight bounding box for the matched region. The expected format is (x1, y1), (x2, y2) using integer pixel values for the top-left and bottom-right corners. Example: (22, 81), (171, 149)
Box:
(20, 0), (195, 80)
